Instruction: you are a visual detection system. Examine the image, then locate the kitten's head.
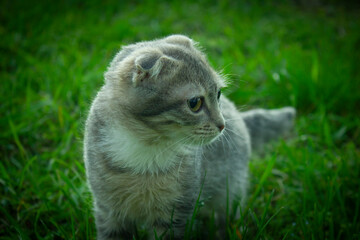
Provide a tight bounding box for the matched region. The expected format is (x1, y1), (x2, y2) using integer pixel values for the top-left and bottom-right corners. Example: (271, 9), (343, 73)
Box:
(104, 35), (226, 146)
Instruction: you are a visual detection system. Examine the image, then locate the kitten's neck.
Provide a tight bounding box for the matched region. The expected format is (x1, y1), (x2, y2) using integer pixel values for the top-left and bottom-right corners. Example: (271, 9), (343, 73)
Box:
(100, 124), (192, 174)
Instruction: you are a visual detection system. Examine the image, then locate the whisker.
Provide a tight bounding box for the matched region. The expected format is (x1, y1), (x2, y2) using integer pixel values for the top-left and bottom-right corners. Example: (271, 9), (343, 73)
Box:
(219, 133), (226, 151)
(224, 128), (245, 140)
(155, 135), (191, 160)
(225, 117), (244, 121)
(223, 131), (235, 150)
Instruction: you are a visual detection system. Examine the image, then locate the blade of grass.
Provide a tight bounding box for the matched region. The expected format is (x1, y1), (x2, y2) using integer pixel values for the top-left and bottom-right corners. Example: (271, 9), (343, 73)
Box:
(8, 119), (27, 160)
(249, 154), (277, 209)
(18, 156), (37, 189)
(184, 172), (206, 240)
(255, 193), (283, 239)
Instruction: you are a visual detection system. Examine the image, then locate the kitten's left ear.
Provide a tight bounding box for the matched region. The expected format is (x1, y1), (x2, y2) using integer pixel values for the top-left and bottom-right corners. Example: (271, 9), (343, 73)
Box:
(164, 35), (193, 48)
(132, 51), (182, 86)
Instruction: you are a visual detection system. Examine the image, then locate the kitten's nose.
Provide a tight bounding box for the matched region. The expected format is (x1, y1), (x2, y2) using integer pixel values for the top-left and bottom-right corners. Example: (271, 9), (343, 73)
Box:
(217, 124), (225, 132)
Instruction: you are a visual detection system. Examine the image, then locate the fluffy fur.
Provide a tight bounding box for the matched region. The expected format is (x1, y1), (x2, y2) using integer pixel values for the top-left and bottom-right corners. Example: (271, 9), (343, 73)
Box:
(83, 35), (295, 239)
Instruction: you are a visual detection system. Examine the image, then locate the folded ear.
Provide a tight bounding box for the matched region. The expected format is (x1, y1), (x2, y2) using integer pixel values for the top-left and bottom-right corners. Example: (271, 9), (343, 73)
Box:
(164, 35), (193, 48)
(132, 51), (182, 86)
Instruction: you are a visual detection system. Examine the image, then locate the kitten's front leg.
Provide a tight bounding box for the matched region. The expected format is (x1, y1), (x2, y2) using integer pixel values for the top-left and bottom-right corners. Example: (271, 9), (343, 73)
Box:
(151, 199), (197, 239)
(94, 205), (135, 240)
(95, 206), (190, 240)
(151, 214), (190, 240)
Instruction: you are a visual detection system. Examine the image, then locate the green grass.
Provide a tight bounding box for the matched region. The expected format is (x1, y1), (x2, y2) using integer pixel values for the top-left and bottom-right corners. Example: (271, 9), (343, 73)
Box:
(1, 0), (360, 239)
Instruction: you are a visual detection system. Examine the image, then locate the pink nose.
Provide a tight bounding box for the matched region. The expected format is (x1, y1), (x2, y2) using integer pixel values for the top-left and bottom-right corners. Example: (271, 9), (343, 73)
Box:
(218, 124), (225, 132)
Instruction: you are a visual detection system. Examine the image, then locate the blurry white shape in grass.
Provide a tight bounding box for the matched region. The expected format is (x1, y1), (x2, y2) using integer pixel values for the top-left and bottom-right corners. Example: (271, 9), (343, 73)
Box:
(272, 72), (280, 83)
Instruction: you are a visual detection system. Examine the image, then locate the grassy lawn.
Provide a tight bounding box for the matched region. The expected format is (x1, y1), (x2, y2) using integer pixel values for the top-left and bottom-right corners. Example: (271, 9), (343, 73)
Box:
(1, 0), (359, 239)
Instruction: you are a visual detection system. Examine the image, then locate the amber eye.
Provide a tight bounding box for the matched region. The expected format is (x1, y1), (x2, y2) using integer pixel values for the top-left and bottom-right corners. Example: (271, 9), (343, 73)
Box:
(217, 89), (221, 100)
(188, 97), (203, 112)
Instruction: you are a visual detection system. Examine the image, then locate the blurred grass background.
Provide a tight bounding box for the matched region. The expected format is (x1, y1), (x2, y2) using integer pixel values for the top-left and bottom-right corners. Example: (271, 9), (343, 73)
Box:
(1, 0), (360, 239)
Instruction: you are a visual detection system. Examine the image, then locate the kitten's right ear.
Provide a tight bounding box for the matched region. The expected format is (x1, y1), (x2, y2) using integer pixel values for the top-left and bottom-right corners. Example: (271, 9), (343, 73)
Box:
(132, 51), (181, 87)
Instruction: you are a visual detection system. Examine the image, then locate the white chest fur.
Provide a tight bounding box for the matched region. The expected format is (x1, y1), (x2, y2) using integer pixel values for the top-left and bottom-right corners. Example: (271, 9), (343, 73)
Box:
(99, 124), (186, 174)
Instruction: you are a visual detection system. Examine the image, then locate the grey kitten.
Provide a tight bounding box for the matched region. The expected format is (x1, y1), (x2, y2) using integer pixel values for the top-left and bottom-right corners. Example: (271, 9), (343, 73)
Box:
(83, 35), (295, 239)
